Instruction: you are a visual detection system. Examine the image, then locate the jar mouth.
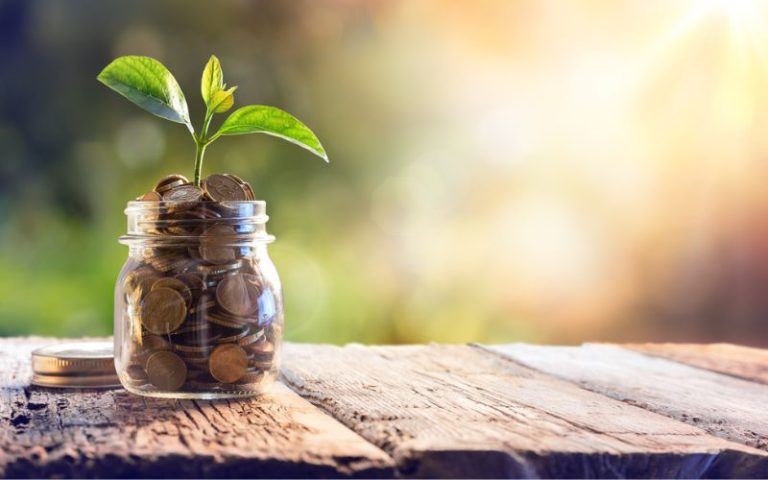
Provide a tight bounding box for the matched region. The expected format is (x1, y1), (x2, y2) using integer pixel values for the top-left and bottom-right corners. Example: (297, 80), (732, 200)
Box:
(125, 200), (267, 218)
(120, 200), (275, 246)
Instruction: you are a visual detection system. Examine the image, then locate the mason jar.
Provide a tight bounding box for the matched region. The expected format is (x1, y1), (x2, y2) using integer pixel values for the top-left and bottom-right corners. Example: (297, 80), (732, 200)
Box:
(114, 200), (283, 399)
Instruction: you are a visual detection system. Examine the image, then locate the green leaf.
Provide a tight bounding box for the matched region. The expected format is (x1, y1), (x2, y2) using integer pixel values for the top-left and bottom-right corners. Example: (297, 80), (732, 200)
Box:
(210, 86), (237, 114)
(201, 55), (224, 106)
(97, 56), (191, 129)
(216, 106), (328, 161)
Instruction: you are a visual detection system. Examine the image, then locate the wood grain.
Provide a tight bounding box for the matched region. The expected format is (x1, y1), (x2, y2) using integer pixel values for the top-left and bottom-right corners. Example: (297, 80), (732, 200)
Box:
(625, 343), (768, 385)
(487, 343), (768, 453)
(0, 338), (393, 478)
(281, 343), (768, 478)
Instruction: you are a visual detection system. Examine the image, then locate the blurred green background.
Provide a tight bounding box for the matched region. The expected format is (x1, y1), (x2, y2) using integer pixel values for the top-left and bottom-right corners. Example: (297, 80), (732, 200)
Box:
(3, 0), (768, 345)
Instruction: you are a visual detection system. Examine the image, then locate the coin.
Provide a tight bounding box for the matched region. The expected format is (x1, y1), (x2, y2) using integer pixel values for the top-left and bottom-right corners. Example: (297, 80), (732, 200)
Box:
(223, 173), (255, 201)
(137, 191), (162, 201)
(154, 174), (189, 194)
(126, 364), (148, 383)
(151, 277), (193, 308)
(141, 334), (171, 352)
(249, 339), (274, 358)
(187, 205), (223, 220)
(237, 332), (264, 347)
(199, 224), (237, 264)
(175, 273), (204, 301)
(202, 174), (249, 202)
(146, 350), (187, 390)
(242, 183), (255, 201)
(205, 310), (249, 329)
(217, 326), (251, 343)
(123, 266), (156, 291)
(156, 256), (195, 274)
(163, 185), (204, 203)
(209, 344), (248, 383)
(188, 293), (217, 315)
(196, 259), (242, 277)
(140, 287), (187, 335)
(216, 273), (261, 317)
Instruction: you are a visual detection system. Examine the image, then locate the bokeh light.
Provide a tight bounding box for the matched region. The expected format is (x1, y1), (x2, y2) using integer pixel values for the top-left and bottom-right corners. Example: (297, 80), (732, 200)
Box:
(2, 0), (768, 345)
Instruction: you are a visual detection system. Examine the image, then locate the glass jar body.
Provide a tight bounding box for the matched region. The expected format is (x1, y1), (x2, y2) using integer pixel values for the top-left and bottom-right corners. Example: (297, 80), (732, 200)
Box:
(114, 201), (282, 399)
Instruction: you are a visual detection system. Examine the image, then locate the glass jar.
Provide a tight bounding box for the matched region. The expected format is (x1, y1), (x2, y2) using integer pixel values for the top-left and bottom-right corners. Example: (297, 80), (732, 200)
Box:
(114, 200), (283, 399)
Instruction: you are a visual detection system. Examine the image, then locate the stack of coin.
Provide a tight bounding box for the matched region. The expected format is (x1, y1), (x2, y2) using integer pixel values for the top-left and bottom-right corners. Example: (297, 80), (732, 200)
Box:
(119, 173), (281, 395)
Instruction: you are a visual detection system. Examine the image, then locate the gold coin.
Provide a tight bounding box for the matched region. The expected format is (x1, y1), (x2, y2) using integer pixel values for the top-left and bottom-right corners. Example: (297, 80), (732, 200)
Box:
(216, 273), (261, 317)
(170, 320), (211, 336)
(249, 358), (274, 371)
(126, 364), (148, 383)
(123, 267), (157, 292)
(175, 273), (204, 301)
(146, 350), (187, 391)
(202, 174), (249, 202)
(152, 277), (193, 308)
(154, 174), (189, 194)
(196, 259), (242, 276)
(237, 331), (264, 347)
(162, 185), (204, 203)
(123, 268), (158, 306)
(249, 339), (275, 358)
(199, 225), (237, 264)
(222, 173), (255, 201)
(137, 191), (162, 201)
(205, 310), (249, 329)
(140, 287), (187, 335)
(217, 326), (251, 343)
(187, 205), (223, 220)
(140, 334), (171, 353)
(209, 344), (248, 383)
(188, 293), (218, 315)
(242, 183), (255, 201)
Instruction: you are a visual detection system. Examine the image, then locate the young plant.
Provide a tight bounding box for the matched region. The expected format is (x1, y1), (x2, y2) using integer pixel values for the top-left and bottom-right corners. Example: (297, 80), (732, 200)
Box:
(97, 55), (328, 186)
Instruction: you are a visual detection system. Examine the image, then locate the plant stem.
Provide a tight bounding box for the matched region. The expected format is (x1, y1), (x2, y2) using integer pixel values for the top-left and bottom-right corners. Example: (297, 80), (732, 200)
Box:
(193, 141), (207, 186)
(193, 109), (215, 186)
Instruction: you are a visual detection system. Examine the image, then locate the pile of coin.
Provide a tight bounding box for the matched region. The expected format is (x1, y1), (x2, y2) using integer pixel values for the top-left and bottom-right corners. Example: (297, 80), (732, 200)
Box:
(118, 173), (281, 394)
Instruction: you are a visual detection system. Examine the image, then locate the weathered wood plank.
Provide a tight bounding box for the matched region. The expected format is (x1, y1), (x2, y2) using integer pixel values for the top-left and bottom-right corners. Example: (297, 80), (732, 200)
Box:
(625, 343), (768, 385)
(0, 337), (393, 478)
(281, 343), (768, 478)
(486, 343), (768, 454)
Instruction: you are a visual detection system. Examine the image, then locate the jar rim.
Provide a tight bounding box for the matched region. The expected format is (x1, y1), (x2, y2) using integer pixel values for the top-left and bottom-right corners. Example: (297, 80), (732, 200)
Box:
(125, 199), (266, 211)
(121, 199), (274, 245)
(118, 233), (275, 246)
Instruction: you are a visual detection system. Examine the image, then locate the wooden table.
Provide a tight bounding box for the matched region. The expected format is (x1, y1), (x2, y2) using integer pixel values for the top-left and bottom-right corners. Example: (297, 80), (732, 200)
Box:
(2, 338), (768, 478)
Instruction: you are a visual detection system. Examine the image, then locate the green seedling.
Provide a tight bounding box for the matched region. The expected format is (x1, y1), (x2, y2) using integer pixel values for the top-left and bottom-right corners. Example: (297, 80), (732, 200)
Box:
(98, 55), (328, 185)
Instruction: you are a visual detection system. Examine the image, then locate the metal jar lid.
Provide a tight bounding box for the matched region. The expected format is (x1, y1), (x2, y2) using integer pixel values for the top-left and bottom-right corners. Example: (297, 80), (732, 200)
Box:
(31, 341), (120, 388)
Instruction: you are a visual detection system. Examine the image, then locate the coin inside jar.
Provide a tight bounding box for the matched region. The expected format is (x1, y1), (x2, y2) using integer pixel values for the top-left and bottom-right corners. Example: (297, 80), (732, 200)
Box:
(202, 174), (249, 202)
(175, 272), (204, 300)
(154, 174), (189, 194)
(216, 273), (261, 317)
(137, 191), (162, 201)
(151, 277), (193, 308)
(146, 350), (187, 390)
(199, 224), (237, 264)
(162, 185), (204, 203)
(223, 173), (255, 200)
(209, 343), (248, 383)
(140, 287), (187, 335)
